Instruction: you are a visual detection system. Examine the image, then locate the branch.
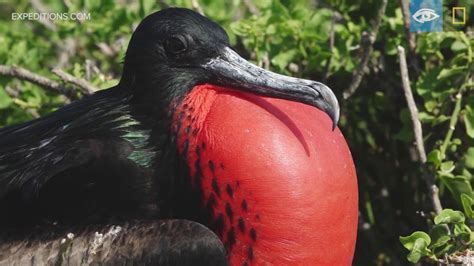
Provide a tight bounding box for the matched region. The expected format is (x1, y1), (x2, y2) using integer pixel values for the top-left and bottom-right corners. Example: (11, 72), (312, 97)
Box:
(191, 0), (205, 16)
(398, 0), (421, 76)
(314, 0), (345, 23)
(440, 92), (463, 159)
(398, 46), (426, 163)
(0, 65), (77, 100)
(398, 0), (416, 52)
(323, 13), (337, 82)
(52, 68), (97, 95)
(157, 0), (170, 9)
(30, 0), (57, 31)
(261, 52), (270, 70)
(242, 0), (261, 16)
(342, 0), (388, 99)
(398, 45), (443, 215)
(5, 86), (40, 118)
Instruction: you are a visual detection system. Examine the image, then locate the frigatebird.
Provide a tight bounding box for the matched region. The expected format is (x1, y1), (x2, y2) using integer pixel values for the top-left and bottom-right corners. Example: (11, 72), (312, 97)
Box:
(0, 8), (358, 265)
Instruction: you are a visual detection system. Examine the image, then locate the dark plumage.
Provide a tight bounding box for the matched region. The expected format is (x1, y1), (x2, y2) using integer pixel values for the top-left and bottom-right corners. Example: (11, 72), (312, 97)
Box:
(0, 220), (228, 266)
(0, 8), (229, 226)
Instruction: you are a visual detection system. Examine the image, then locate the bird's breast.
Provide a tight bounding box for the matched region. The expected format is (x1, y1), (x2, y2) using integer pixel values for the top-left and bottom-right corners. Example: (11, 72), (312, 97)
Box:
(172, 84), (358, 266)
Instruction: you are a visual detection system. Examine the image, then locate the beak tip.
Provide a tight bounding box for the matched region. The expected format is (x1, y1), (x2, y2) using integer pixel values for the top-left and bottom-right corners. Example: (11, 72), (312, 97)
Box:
(319, 84), (339, 132)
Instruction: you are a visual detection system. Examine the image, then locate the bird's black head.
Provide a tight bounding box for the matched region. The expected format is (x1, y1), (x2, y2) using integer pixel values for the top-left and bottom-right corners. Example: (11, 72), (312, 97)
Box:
(121, 8), (340, 128)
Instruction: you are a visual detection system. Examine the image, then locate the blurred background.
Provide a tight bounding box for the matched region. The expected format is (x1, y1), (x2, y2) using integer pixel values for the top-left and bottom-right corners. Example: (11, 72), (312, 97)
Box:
(0, 0), (473, 264)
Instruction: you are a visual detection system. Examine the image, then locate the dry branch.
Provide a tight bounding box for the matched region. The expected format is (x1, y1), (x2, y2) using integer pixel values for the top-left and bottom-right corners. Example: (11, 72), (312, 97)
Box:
(397, 46), (426, 163)
(243, 0), (261, 16)
(0, 65), (77, 100)
(342, 0), (388, 99)
(398, 0), (416, 53)
(52, 68), (97, 95)
(191, 0), (205, 16)
(323, 13), (337, 82)
(398, 0), (420, 76)
(30, 0), (57, 31)
(157, 0), (170, 9)
(397, 45), (443, 215)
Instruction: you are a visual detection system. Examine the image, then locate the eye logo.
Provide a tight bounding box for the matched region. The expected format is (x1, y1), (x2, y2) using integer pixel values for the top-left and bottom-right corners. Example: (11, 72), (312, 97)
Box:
(412, 8), (440, 23)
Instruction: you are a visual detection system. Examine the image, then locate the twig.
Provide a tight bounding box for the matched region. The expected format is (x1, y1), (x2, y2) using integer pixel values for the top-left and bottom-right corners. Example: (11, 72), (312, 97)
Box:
(97, 42), (117, 57)
(191, 0), (205, 16)
(342, 0), (388, 99)
(398, 45), (443, 215)
(52, 68), (97, 95)
(157, 0), (170, 9)
(261, 52), (270, 70)
(5, 85), (40, 118)
(398, 0), (416, 53)
(439, 73), (470, 159)
(0, 65), (76, 100)
(30, 0), (57, 31)
(430, 185), (443, 216)
(398, 46), (426, 163)
(242, 0), (261, 16)
(323, 13), (337, 82)
(440, 92), (463, 159)
(314, 0), (345, 23)
(56, 38), (76, 68)
(342, 32), (373, 99)
(399, 0), (420, 76)
(61, 0), (73, 10)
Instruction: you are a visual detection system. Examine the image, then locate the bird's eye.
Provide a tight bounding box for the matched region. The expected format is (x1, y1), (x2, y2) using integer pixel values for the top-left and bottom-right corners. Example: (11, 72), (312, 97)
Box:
(164, 35), (188, 54)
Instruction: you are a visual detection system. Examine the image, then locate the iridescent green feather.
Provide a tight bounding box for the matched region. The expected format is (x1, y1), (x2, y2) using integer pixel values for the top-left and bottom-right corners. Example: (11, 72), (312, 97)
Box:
(116, 114), (156, 168)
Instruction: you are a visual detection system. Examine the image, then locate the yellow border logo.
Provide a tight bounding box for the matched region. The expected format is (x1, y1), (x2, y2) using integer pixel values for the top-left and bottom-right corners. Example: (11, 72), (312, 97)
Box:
(452, 7), (466, 25)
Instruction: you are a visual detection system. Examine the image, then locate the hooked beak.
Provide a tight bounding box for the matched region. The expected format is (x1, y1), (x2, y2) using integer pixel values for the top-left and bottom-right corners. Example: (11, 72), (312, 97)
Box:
(203, 47), (340, 130)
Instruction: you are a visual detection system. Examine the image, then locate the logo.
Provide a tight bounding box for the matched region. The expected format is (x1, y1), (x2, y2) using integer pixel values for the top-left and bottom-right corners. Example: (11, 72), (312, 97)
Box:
(412, 8), (440, 23)
(410, 0), (443, 32)
(452, 7), (466, 25)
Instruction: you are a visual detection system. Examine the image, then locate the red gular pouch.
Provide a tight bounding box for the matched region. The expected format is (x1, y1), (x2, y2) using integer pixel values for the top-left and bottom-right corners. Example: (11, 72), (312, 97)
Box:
(173, 84), (358, 266)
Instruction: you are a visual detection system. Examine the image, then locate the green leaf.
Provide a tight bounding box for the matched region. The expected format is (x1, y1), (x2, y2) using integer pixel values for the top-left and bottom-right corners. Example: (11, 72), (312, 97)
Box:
(407, 239), (430, 263)
(453, 223), (471, 237)
(437, 66), (467, 80)
(434, 209), (465, 224)
(430, 225), (451, 248)
(271, 0), (291, 19)
(440, 175), (473, 203)
(271, 49), (297, 70)
(461, 194), (474, 219)
(428, 149), (442, 166)
(400, 232), (432, 263)
(451, 40), (467, 52)
(253, 0), (272, 9)
(440, 161), (455, 174)
(0, 89), (13, 109)
(400, 231), (431, 250)
(432, 243), (455, 257)
(466, 148), (474, 169)
(464, 106), (474, 138)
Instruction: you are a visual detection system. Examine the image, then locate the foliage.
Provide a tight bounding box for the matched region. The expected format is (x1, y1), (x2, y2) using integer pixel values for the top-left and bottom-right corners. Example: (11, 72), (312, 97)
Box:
(0, 0), (473, 265)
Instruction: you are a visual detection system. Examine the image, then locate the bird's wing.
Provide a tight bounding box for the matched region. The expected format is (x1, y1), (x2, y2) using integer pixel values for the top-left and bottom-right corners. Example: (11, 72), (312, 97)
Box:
(0, 89), (142, 198)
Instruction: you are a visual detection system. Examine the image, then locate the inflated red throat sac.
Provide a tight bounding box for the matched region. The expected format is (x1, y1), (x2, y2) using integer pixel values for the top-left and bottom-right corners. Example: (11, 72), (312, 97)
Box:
(172, 84), (358, 266)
